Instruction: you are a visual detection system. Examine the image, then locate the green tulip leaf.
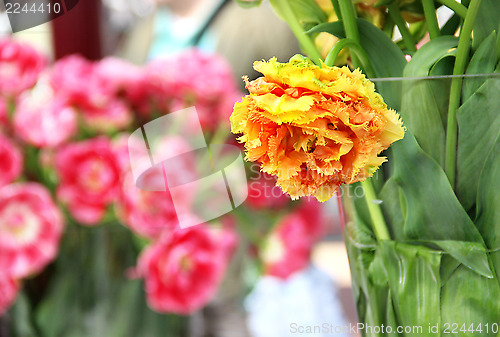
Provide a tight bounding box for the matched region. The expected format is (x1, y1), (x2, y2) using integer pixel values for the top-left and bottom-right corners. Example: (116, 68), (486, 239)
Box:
(379, 177), (406, 241)
(392, 132), (485, 244)
(457, 78), (500, 211)
(380, 241), (442, 336)
(475, 135), (500, 251)
(441, 264), (500, 337)
(431, 240), (494, 278)
(463, 31), (498, 102)
(473, 0), (500, 50)
(402, 36), (458, 166)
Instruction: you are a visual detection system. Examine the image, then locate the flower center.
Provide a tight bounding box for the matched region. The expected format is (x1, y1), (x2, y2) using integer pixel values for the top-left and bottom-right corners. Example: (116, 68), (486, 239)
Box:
(179, 254), (193, 273)
(81, 159), (113, 192)
(0, 203), (41, 247)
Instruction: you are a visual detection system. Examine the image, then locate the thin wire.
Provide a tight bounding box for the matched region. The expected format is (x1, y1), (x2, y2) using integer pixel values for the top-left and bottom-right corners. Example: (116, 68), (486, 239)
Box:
(370, 72), (500, 82)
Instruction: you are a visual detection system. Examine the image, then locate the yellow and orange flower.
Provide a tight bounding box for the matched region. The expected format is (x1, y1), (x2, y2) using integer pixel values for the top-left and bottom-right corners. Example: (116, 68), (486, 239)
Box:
(230, 55), (404, 202)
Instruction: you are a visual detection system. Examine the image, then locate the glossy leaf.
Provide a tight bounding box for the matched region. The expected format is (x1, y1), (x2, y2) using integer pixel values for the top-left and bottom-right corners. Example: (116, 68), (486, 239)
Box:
(463, 32), (498, 102)
(472, 0), (500, 50)
(401, 36), (458, 166)
(441, 264), (500, 337)
(431, 240), (494, 278)
(379, 177), (405, 241)
(475, 135), (500, 251)
(380, 241), (441, 336)
(456, 78), (500, 211)
(391, 132), (485, 244)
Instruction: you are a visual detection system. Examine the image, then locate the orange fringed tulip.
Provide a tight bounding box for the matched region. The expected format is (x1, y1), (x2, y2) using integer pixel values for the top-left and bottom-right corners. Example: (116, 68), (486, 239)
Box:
(231, 55), (405, 202)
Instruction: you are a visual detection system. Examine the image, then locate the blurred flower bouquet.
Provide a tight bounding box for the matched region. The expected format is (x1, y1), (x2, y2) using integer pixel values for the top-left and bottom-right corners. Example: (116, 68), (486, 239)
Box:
(231, 0), (500, 335)
(0, 40), (330, 336)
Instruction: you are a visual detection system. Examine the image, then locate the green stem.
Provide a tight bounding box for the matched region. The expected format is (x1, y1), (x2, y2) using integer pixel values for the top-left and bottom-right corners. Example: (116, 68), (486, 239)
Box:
(338, 0), (361, 69)
(422, 0), (440, 39)
(437, 0), (468, 19)
(325, 38), (376, 78)
(271, 0), (323, 65)
(330, 0), (342, 20)
(361, 181), (391, 241)
(336, 0), (390, 242)
(445, 0), (482, 186)
(388, 3), (417, 52)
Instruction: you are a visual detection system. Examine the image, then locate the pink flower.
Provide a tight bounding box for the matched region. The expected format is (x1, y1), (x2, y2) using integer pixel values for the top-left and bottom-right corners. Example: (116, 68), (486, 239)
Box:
(50, 55), (132, 132)
(116, 135), (198, 238)
(55, 138), (121, 225)
(261, 199), (325, 279)
(116, 171), (180, 239)
(137, 225), (231, 314)
(95, 57), (149, 102)
(80, 99), (132, 133)
(0, 183), (64, 279)
(0, 135), (23, 188)
(0, 38), (47, 97)
(247, 171), (289, 209)
(147, 49), (241, 131)
(0, 277), (20, 315)
(14, 84), (77, 147)
(49, 55), (100, 107)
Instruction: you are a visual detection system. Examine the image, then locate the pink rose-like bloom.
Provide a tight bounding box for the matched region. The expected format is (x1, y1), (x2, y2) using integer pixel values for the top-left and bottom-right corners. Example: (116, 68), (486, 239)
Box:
(261, 199), (325, 279)
(116, 171), (180, 239)
(95, 57), (149, 103)
(0, 38), (47, 97)
(117, 135), (198, 238)
(14, 89), (77, 148)
(137, 225), (231, 314)
(147, 49), (241, 131)
(50, 55), (101, 107)
(56, 138), (121, 225)
(0, 135), (23, 188)
(50, 55), (133, 132)
(0, 277), (20, 315)
(81, 98), (132, 132)
(0, 183), (64, 279)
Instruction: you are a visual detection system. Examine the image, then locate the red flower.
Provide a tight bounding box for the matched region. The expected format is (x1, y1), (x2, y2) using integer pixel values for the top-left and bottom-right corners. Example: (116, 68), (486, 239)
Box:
(0, 135), (23, 188)
(0, 277), (20, 315)
(0, 183), (64, 279)
(0, 38), (47, 97)
(262, 199), (325, 279)
(137, 225), (232, 314)
(56, 138), (121, 225)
